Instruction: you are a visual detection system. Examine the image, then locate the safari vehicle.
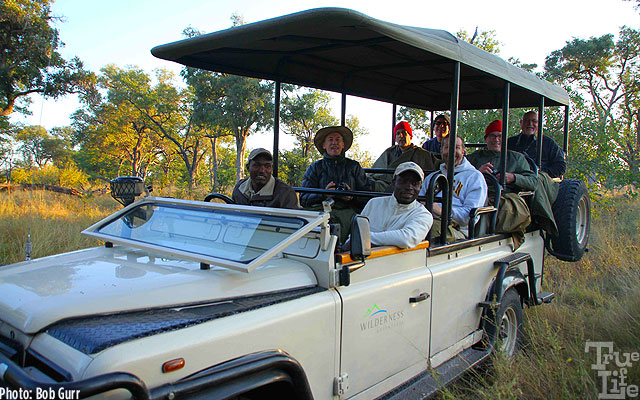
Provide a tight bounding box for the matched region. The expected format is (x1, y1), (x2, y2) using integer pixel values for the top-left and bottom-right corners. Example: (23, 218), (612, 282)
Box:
(0, 8), (590, 400)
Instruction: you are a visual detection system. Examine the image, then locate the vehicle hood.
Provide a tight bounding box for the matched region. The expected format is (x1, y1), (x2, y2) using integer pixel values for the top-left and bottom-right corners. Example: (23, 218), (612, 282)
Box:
(0, 245), (318, 334)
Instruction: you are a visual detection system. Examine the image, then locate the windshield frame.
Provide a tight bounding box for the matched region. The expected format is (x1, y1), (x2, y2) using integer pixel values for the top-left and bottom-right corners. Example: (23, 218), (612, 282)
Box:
(83, 197), (330, 273)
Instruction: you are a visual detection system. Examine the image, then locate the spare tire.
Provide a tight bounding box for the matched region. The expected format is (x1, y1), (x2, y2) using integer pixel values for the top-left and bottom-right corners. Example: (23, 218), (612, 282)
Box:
(551, 179), (590, 261)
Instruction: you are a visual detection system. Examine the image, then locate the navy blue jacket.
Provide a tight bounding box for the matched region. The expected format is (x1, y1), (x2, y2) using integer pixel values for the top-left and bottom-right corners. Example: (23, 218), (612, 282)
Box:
(507, 133), (566, 178)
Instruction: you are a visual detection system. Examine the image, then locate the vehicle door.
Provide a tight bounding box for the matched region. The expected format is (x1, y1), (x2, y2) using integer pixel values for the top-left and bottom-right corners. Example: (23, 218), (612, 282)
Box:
(336, 247), (431, 397)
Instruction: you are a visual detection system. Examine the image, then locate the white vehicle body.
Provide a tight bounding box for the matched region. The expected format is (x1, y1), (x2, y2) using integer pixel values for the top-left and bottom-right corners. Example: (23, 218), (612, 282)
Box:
(0, 197), (545, 399)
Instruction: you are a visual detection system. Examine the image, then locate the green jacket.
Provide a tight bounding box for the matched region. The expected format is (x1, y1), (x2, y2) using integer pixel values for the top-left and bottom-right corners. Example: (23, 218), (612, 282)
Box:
(466, 149), (536, 193)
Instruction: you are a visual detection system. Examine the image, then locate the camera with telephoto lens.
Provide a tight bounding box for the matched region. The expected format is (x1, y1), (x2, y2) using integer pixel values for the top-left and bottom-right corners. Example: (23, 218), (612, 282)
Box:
(336, 182), (348, 191)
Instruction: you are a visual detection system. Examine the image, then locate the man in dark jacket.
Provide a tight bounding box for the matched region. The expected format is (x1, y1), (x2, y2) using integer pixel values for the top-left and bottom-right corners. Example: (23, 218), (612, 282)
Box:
(232, 148), (299, 209)
(301, 126), (372, 242)
(507, 111), (566, 178)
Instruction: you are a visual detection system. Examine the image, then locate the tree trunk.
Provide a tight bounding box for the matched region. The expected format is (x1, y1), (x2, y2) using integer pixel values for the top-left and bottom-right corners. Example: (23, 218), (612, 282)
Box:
(235, 130), (247, 183)
(209, 136), (219, 190)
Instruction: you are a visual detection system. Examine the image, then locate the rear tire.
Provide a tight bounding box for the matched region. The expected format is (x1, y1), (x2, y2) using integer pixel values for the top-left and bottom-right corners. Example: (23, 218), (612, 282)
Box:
(551, 179), (590, 261)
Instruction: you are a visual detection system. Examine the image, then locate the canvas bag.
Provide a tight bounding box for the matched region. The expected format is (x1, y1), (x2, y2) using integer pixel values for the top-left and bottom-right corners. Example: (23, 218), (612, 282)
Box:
(495, 193), (531, 250)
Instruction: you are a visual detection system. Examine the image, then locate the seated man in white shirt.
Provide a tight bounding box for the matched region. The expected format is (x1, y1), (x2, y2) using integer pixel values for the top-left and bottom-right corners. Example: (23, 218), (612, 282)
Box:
(355, 162), (433, 249)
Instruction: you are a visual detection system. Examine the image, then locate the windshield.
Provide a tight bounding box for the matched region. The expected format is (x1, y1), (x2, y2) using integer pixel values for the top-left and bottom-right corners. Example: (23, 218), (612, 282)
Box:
(96, 203), (307, 264)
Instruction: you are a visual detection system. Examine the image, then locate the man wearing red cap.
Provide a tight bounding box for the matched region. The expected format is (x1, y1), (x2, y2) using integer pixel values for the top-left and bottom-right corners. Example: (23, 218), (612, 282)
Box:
(468, 120), (558, 237)
(467, 120), (536, 193)
(370, 121), (440, 191)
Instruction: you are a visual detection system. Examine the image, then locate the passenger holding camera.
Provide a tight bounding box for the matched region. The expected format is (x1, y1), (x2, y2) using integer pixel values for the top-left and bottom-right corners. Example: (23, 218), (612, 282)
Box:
(300, 126), (373, 243)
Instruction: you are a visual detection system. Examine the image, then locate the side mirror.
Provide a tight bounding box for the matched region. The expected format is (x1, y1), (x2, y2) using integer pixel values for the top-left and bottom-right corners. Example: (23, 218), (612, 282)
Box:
(350, 215), (371, 261)
(340, 215), (370, 287)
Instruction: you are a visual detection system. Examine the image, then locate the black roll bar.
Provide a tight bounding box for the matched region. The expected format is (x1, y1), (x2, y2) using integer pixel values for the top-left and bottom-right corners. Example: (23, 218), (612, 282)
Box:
(424, 173), (449, 245)
(293, 187), (390, 199)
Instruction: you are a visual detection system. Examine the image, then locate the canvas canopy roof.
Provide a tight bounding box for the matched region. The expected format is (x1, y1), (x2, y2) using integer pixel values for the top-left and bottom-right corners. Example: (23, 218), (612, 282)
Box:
(152, 8), (568, 111)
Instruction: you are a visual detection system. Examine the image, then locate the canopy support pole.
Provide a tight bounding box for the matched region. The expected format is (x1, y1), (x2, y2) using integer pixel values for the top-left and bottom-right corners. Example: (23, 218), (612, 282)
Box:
(430, 110), (435, 138)
(273, 81), (281, 179)
(392, 104), (397, 146)
(500, 82), (510, 187)
(537, 97), (545, 168)
(563, 105), (569, 156)
(341, 93), (346, 126)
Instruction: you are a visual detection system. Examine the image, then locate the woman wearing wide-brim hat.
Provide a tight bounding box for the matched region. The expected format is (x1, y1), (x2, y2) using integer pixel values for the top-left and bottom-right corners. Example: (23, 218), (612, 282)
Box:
(300, 126), (373, 243)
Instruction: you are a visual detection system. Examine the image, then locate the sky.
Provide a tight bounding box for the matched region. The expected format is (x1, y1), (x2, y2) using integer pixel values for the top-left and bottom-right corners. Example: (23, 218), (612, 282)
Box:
(10, 0), (640, 158)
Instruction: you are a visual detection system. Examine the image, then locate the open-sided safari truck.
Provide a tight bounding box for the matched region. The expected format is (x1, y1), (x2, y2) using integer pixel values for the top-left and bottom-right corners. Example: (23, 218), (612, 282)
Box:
(0, 8), (589, 400)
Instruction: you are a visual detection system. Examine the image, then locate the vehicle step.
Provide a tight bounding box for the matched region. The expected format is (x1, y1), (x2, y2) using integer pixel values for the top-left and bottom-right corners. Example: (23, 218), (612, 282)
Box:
(375, 347), (490, 400)
(493, 252), (531, 268)
(537, 292), (555, 304)
(477, 301), (501, 309)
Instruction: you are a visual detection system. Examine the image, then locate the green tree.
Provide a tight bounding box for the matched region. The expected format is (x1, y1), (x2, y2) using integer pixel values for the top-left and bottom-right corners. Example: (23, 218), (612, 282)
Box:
(281, 87), (336, 160)
(73, 65), (166, 179)
(181, 19), (273, 183)
(456, 28), (501, 55)
(545, 26), (640, 183)
(13, 124), (69, 168)
(0, 0), (94, 117)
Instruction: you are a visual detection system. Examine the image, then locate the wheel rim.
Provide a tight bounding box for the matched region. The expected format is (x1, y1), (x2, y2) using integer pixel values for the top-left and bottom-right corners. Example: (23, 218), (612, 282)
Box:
(576, 196), (589, 247)
(499, 306), (518, 357)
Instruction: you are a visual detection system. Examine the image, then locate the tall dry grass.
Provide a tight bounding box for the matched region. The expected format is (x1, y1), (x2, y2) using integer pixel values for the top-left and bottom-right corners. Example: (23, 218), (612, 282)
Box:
(442, 196), (640, 399)
(0, 190), (119, 264)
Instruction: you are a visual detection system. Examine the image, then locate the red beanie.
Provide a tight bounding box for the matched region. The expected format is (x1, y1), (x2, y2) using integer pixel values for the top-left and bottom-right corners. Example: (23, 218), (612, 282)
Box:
(485, 120), (502, 138)
(394, 121), (413, 138)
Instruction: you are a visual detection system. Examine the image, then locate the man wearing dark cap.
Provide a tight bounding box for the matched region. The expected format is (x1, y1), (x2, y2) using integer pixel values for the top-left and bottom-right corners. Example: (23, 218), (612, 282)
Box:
(232, 148), (299, 209)
(357, 162), (433, 249)
(371, 121), (441, 191)
(301, 126), (372, 242)
(422, 114), (450, 153)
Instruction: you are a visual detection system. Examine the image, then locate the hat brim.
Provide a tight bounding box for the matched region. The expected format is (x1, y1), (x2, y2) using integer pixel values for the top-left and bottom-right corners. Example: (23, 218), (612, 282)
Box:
(314, 126), (354, 154)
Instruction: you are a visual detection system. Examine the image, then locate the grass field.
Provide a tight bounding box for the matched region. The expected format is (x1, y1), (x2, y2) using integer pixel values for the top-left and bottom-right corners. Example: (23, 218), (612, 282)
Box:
(0, 190), (638, 398)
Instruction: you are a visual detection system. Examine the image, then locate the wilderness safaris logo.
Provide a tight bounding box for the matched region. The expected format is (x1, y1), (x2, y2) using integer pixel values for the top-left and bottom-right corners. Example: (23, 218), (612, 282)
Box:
(360, 304), (404, 333)
(585, 341), (639, 399)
